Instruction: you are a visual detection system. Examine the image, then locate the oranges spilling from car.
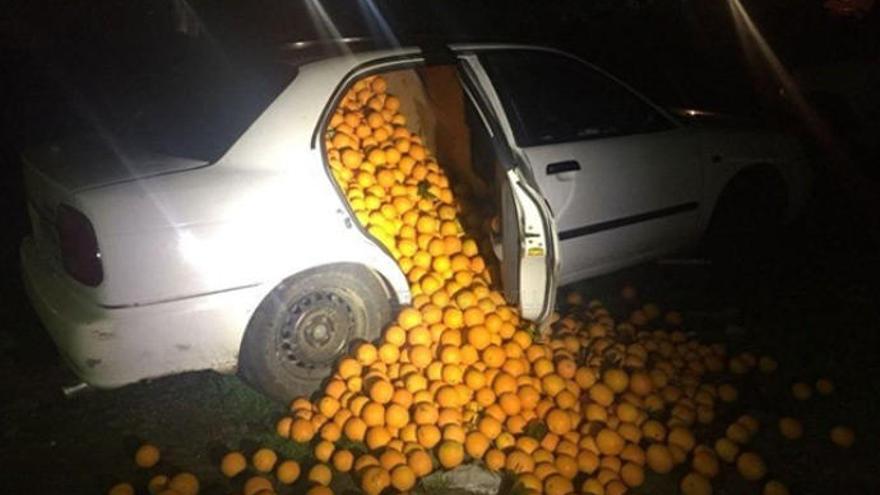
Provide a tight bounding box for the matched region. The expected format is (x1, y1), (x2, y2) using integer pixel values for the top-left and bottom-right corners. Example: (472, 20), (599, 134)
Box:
(312, 73), (803, 493)
(104, 73), (844, 495)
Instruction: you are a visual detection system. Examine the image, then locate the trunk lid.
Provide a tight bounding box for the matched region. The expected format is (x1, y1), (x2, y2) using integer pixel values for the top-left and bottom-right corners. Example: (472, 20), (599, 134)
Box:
(23, 134), (209, 193)
(22, 134), (208, 270)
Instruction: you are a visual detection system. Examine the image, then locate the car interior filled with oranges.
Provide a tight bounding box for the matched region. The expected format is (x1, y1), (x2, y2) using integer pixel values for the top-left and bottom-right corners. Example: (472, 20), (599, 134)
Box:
(106, 68), (856, 495)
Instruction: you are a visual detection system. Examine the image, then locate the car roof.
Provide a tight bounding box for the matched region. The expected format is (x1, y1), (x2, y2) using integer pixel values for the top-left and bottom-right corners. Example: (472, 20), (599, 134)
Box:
(276, 37), (567, 67)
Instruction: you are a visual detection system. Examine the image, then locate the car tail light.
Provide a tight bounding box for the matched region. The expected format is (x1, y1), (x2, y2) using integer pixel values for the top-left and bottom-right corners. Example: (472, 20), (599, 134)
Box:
(56, 204), (103, 287)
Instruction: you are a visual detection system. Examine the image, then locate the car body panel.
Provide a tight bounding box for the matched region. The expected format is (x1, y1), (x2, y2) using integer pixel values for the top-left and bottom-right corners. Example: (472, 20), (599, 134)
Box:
(22, 136), (209, 193)
(463, 45), (810, 283)
(21, 237), (263, 387)
(21, 48), (419, 387)
(24, 49), (418, 309)
(693, 127), (811, 228)
(516, 128), (702, 284)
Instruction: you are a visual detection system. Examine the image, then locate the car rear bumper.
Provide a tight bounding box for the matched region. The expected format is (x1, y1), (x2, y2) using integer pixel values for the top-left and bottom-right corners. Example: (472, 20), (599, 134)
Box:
(21, 237), (264, 388)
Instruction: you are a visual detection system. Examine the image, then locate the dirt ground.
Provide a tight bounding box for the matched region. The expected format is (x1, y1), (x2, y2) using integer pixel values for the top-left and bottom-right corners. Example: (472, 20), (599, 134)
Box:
(1, 177), (879, 495)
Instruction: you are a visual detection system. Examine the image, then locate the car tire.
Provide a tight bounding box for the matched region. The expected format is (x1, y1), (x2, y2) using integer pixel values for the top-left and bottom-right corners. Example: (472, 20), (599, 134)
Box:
(239, 264), (393, 403)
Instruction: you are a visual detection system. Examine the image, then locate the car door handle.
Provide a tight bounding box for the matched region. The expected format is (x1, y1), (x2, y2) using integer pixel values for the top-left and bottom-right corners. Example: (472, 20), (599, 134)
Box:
(546, 160), (581, 174)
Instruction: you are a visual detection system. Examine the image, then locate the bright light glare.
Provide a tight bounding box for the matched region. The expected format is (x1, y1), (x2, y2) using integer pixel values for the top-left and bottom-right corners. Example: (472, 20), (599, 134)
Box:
(358, 0), (401, 48)
(304, 0), (353, 55)
(177, 189), (300, 288)
(727, 0), (841, 156)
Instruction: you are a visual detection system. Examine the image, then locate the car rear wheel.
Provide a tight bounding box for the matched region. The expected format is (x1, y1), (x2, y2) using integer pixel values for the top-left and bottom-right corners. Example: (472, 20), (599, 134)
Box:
(239, 264), (392, 403)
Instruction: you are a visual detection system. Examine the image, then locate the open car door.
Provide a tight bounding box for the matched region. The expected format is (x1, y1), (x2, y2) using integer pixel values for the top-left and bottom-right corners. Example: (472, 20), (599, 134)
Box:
(499, 166), (559, 323)
(454, 49), (559, 324)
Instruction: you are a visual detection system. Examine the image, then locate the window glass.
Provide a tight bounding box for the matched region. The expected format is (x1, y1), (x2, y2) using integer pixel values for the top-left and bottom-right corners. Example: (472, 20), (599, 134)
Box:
(112, 38), (297, 161)
(480, 50), (673, 146)
(55, 33), (297, 162)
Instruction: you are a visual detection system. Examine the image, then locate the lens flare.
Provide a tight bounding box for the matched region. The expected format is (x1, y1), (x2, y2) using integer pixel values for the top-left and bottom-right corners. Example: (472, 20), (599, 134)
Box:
(727, 0), (842, 158)
(357, 0), (401, 48)
(305, 0), (352, 55)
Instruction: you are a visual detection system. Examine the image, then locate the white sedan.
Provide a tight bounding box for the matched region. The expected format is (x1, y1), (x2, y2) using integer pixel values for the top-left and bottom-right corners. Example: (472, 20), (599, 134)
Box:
(20, 42), (811, 401)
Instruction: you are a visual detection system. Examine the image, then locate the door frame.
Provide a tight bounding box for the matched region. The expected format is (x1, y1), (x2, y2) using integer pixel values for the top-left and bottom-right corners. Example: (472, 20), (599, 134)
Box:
(456, 52), (560, 323)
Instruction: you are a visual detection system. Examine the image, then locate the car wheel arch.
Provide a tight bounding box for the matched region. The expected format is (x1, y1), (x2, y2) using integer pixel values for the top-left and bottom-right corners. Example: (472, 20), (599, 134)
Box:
(235, 261), (398, 401)
(240, 261), (400, 343)
(706, 163), (789, 231)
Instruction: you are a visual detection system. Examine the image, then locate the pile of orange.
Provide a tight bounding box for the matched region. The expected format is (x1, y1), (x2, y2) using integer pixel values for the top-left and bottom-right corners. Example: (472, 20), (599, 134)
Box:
(276, 75), (787, 495)
(106, 74), (856, 495)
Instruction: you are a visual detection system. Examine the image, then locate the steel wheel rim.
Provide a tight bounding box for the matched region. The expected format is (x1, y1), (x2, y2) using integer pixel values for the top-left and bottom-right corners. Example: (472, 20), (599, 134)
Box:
(277, 290), (356, 374)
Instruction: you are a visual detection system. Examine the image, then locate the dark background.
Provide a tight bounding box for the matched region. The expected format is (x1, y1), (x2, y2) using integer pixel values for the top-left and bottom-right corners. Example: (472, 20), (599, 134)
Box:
(1, 1), (879, 493)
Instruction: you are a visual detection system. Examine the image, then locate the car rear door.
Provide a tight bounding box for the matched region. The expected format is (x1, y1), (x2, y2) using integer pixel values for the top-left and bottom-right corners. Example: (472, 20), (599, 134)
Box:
(473, 48), (702, 283)
(457, 54), (559, 323)
(498, 166), (559, 322)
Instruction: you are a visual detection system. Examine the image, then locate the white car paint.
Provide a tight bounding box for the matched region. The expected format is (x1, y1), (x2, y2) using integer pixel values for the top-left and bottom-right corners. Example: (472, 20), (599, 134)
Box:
(20, 43), (810, 389)
(516, 129), (703, 285)
(21, 48), (418, 387)
(500, 168), (559, 323)
(460, 46), (810, 284)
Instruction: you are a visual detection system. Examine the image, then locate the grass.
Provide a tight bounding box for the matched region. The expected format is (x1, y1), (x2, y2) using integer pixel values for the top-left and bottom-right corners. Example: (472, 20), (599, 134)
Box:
(497, 471), (528, 495)
(413, 473), (452, 494)
(252, 432), (313, 462)
(522, 420), (548, 440)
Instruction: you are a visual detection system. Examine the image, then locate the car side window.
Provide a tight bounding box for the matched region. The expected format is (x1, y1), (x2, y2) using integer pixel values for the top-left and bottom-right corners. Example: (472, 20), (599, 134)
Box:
(480, 50), (674, 147)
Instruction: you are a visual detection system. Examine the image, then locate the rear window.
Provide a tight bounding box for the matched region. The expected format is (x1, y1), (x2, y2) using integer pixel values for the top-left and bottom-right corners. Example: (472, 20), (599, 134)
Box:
(48, 34), (297, 162)
(105, 42), (297, 161)
(480, 50), (673, 147)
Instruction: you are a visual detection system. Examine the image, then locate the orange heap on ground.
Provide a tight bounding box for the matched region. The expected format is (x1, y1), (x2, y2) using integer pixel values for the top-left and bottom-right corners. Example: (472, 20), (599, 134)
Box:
(271, 74), (766, 495)
(118, 74), (833, 495)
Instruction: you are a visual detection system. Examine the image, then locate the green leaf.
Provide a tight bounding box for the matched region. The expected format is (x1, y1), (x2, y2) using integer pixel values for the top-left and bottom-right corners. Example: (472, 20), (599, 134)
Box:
(417, 180), (436, 199)
(523, 420), (548, 440)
